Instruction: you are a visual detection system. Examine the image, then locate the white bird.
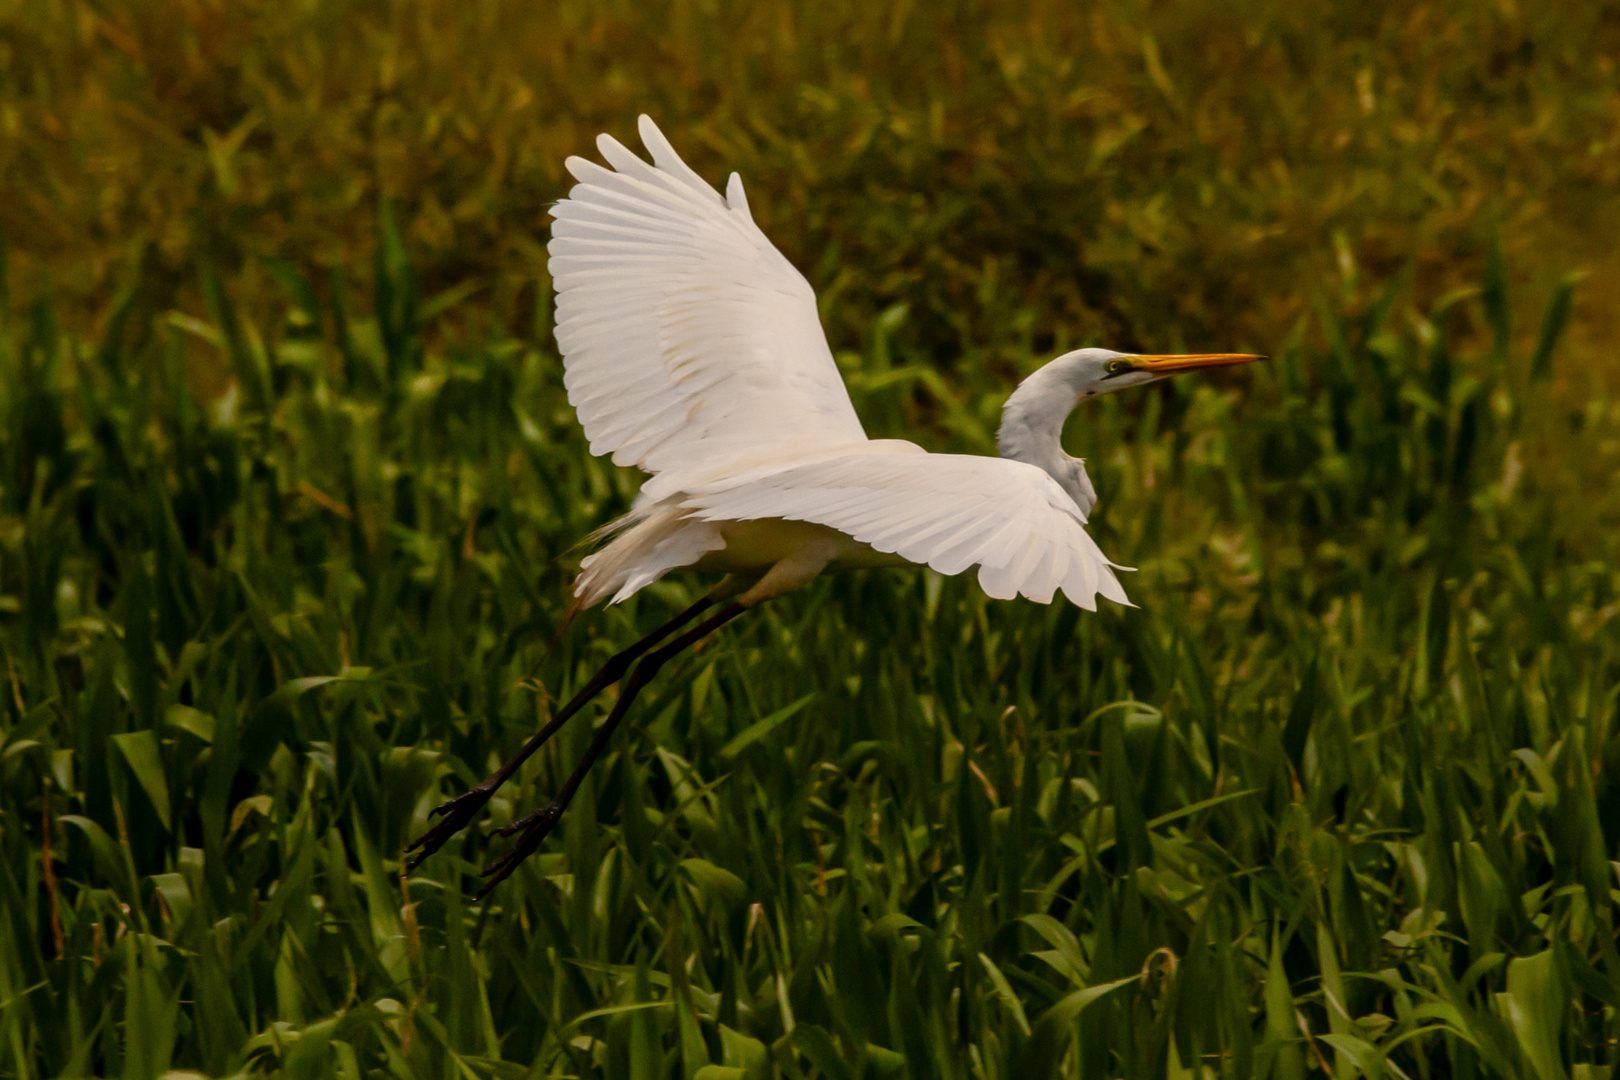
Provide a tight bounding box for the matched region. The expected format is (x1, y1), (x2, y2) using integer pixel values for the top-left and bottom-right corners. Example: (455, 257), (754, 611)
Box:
(409, 116), (1260, 890)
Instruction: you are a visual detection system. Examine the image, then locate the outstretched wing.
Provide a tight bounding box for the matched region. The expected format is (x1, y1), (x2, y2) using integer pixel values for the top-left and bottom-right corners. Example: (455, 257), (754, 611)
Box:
(550, 115), (868, 476)
(680, 447), (1131, 609)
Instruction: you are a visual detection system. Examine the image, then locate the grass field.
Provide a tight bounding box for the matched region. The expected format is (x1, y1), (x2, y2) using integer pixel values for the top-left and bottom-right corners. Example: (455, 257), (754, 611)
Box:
(2, 2), (1620, 1078)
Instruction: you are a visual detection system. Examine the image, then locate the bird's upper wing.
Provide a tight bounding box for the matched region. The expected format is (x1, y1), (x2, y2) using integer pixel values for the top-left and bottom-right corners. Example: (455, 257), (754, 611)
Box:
(549, 116), (868, 477)
(680, 445), (1131, 609)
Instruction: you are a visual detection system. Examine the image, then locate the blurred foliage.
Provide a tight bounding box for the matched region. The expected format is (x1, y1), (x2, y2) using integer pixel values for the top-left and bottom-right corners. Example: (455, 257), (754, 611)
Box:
(0, 183), (1616, 1080)
(2, 0), (1619, 373)
(1, 1), (1620, 1078)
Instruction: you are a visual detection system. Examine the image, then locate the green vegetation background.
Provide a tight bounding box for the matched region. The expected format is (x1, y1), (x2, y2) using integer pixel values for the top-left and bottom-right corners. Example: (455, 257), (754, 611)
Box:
(1, 1), (1619, 1077)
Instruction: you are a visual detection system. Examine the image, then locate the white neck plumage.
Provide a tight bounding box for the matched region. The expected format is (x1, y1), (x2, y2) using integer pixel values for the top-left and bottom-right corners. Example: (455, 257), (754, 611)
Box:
(996, 358), (1099, 519)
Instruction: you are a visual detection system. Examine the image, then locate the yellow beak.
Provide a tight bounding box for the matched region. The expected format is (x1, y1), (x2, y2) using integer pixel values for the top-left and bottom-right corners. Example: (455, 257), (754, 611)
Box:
(1131, 352), (1266, 372)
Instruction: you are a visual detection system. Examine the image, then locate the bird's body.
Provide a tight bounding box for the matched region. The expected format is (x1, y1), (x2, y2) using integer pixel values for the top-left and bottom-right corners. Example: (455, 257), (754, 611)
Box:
(571, 438), (1126, 609)
(410, 115), (1260, 891)
(589, 509), (907, 601)
(551, 115), (1165, 612)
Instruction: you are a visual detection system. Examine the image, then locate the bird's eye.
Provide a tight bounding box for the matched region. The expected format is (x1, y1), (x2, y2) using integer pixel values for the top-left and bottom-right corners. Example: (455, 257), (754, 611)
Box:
(1105, 359), (1129, 375)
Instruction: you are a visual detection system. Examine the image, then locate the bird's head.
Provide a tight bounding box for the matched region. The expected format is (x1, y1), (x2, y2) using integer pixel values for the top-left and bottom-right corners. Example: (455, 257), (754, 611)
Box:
(1047, 347), (1266, 399)
(1000, 347), (1264, 437)
(997, 347), (1264, 518)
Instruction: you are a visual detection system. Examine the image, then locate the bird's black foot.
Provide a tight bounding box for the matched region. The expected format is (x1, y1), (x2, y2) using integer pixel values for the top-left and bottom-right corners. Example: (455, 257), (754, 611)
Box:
(496, 801), (556, 838)
(476, 802), (566, 897)
(404, 784), (499, 870)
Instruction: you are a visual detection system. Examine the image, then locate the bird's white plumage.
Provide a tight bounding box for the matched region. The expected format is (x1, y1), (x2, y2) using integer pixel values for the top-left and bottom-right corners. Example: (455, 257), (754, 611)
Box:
(551, 115), (867, 477)
(550, 116), (1129, 610)
(405, 124), (1255, 889)
(677, 446), (1128, 608)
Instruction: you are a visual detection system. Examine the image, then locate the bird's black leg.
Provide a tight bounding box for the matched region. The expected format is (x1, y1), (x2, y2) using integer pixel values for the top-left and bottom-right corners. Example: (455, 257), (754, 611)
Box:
(476, 601), (748, 897)
(405, 591), (722, 869)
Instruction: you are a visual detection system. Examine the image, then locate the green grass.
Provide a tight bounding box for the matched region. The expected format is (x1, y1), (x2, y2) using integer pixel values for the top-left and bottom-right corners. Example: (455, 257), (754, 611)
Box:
(2, 2), (1620, 1078)
(0, 205), (1617, 1078)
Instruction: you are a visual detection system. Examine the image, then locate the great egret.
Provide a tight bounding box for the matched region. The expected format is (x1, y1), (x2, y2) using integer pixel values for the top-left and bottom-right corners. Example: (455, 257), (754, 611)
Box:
(408, 116), (1260, 892)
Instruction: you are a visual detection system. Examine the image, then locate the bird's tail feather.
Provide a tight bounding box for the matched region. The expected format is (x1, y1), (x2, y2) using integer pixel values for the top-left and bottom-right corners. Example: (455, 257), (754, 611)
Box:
(571, 500), (726, 609)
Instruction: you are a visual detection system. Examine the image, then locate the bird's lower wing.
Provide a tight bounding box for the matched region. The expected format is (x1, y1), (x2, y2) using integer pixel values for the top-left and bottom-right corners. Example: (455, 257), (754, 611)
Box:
(680, 448), (1130, 609)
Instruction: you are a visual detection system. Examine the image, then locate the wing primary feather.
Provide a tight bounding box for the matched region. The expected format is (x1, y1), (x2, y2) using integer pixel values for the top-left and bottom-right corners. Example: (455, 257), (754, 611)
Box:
(571, 150), (719, 219)
(595, 133), (679, 189)
(725, 172), (752, 219)
(1002, 533), (1048, 600)
(564, 155), (690, 207)
(637, 115), (727, 206)
(1061, 544), (1100, 609)
(892, 504), (991, 558)
(929, 524), (998, 577)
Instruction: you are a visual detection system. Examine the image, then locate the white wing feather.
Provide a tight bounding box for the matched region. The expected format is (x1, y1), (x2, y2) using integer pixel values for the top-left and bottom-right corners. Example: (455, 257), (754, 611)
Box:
(549, 115), (867, 476)
(680, 447), (1130, 609)
(557, 118), (1128, 610)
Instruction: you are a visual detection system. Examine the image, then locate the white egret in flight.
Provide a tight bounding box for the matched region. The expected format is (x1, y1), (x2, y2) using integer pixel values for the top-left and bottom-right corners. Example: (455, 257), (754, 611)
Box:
(408, 116), (1260, 892)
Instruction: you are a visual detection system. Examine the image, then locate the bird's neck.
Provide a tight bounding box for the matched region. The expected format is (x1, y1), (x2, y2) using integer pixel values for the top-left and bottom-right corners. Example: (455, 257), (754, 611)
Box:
(997, 372), (1098, 519)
